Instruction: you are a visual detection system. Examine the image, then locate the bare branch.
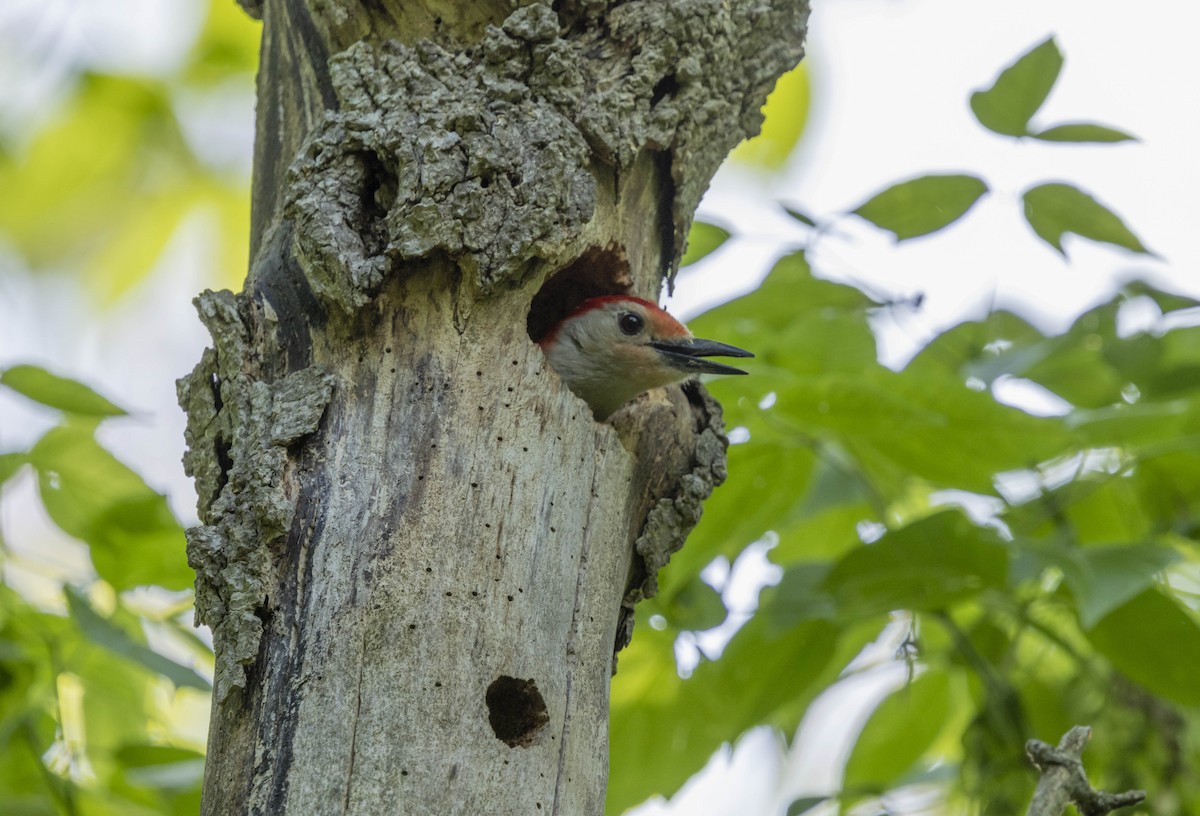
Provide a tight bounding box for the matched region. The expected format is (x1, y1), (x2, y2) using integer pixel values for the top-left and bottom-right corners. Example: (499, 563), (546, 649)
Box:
(1025, 726), (1146, 816)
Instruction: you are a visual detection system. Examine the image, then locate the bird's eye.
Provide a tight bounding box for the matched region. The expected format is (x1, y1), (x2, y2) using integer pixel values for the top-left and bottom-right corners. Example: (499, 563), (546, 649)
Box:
(618, 312), (644, 336)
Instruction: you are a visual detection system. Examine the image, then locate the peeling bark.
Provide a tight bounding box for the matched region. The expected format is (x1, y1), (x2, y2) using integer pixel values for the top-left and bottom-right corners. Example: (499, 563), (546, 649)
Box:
(181, 1), (808, 813)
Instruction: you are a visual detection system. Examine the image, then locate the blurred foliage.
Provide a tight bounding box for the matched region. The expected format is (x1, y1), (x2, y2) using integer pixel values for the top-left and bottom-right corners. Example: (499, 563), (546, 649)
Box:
(0, 0), (258, 301)
(852, 174), (989, 242)
(611, 253), (1200, 814)
(729, 62), (811, 170)
(1023, 182), (1153, 257)
(0, 2), (256, 813)
(680, 221), (732, 268)
(859, 174), (988, 242)
(0, 364), (211, 814)
(0, 6), (1194, 816)
(970, 37), (1135, 143)
(608, 33), (1194, 816)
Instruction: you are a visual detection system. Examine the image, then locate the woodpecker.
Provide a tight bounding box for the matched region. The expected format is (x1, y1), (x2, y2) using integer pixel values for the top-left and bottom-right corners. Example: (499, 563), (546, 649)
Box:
(538, 295), (753, 420)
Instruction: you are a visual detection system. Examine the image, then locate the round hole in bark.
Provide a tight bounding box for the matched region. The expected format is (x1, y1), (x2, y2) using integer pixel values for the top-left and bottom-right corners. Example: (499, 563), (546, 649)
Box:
(526, 245), (633, 343)
(486, 676), (549, 748)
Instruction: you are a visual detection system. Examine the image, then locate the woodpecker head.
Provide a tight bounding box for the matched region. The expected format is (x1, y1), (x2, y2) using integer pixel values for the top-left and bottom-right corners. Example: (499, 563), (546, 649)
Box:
(538, 295), (752, 420)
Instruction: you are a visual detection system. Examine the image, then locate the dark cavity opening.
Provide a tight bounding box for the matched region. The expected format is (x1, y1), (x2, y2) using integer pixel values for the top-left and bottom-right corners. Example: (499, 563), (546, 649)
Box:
(650, 73), (678, 107)
(486, 676), (549, 748)
(355, 150), (397, 258)
(527, 244), (633, 344)
(208, 372), (224, 412)
(213, 436), (233, 487)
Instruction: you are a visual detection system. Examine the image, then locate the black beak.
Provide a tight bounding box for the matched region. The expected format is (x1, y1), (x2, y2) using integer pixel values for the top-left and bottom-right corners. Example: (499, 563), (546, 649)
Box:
(650, 337), (754, 376)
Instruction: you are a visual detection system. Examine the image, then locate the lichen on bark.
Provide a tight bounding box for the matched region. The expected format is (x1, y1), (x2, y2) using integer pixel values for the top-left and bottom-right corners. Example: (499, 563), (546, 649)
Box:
(285, 10), (598, 313)
(282, 1), (808, 312)
(556, 0), (810, 266)
(612, 383), (729, 654)
(177, 290), (335, 700)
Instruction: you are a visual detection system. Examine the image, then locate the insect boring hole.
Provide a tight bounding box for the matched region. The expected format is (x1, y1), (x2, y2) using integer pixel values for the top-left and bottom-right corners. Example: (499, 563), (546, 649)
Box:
(526, 244), (632, 344)
(485, 676), (550, 748)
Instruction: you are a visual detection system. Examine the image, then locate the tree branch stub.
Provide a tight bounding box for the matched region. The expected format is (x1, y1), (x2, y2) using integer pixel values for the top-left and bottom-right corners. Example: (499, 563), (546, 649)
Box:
(1025, 726), (1147, 816)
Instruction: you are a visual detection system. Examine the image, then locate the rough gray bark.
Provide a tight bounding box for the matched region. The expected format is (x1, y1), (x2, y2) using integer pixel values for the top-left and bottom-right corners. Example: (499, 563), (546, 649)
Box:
(1025, 727), (1146, 816)
(178, 1), (807, 814)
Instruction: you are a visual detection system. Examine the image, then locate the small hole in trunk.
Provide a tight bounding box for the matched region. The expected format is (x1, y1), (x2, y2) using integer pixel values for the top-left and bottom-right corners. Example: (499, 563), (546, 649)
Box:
(486, 676), (549, 748)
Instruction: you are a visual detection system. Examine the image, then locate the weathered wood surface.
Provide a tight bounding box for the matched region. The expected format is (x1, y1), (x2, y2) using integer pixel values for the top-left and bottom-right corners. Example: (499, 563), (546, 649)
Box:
(179, 2), (808, 813)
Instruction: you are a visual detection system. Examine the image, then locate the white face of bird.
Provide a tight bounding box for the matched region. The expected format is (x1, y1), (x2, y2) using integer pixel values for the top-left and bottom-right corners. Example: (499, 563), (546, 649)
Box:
(539, 296), (752, 420)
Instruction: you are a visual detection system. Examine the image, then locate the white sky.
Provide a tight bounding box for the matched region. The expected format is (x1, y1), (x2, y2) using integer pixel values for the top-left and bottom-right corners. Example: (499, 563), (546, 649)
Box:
(1, 0), (1197, 813)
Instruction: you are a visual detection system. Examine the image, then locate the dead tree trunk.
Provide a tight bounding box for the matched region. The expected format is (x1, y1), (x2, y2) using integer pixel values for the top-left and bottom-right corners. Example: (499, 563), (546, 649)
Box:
(177, 1), (807, 813)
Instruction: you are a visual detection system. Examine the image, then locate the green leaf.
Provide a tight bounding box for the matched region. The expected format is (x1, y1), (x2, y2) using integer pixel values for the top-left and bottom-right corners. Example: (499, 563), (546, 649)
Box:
(1022, 182), (1152, 256)
(681, 220), (731, 267)
(115, 744), (205, 793)
(607, 614), (842, 815)
(1019, 677), (1076, 751)
(661, 443), (817, 588)
(1120, 280), (1200, 314)
(843, 669), (955, 790)
(182, 0), (261, 84)
(663, 576), (727, 632)
(729, 62), (811, 169)
(0, 69), (251, 300)
(689, 257), (881, 450)
(1069, 399), (1200, 451)
(1136, 452), (1200, 536)
(765, 562), (836, 627)
(90, 495), (195, 593)
(1067, 545), (1181, 628)
(1016, 539), (1181, 627)
(1059, 478), (1152, 545)
(0, 452), (27, 486)
(852, 174), (988, 241)
(820, 511), (1009, 619)
(72, 646), (154, 782)
(967, 296), (1134, 408)
(1032, 123), (1137, 143)
(1149, 327), (1200, 399)
(1012, 340), (1125, 409)
(771, 498), (874, 565)
(64, 587), (210, 691)
(88, 187), (192, 302)
(970, 37), (1063, 136)
(29, 423), (191, 591)
(1087, 587), (1200, 706)
(786, 797), (828, 816)
(0, 77), (189, 285)
(691, 251), (877, 340)
(1, 364), (127, 417)
(797, 450), (878, 519)
(777, 368), (1072, 493)
(907, 310), (1045, 383)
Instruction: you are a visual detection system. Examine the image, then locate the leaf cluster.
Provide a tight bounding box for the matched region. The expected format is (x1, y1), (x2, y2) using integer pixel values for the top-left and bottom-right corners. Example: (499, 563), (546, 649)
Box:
(0, 9), (257, 806)
(619, 37), (1195, 816)
(0, 1), (258, 301)
(682, 36), (1151, 263)
(0, 367), (209, 815)
(611, 253), (1200, 814)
